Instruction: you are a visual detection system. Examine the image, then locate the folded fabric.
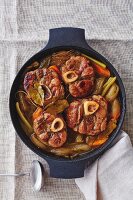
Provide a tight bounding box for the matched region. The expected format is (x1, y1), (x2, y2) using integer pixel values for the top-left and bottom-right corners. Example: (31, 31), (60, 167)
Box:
(75, 131), (133, 200)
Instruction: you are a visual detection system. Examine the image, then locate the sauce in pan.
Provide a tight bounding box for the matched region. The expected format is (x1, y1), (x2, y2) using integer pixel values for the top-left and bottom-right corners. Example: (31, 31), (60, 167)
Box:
(16, 50), (120, 158)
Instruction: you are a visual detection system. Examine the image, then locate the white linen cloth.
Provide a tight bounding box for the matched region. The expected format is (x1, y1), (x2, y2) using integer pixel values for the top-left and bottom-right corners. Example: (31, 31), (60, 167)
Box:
(76, 131), (133, 200)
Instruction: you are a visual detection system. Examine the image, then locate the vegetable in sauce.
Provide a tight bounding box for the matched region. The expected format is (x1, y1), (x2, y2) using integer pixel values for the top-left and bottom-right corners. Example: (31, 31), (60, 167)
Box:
(16, 50), (121, 158)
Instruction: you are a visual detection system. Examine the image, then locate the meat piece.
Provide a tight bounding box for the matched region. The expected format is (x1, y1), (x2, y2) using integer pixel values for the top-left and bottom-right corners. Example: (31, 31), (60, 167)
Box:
(66, 100), (83, 129)
(69, 80), (94, 98)
(62, 56), (95, 97)
(33, 109), (67, 148)
(66, 95), (108, 135)
(24, 68), (65, 106)
(48, 131), (67, 148)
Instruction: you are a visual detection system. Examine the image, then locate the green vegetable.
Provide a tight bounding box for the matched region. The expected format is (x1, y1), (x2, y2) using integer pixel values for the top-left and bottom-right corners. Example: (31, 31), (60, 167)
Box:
(50, 147), (73, 156)
(75, 134), (84, 143)
(17, 91), (29, 112)
(28, 87), (43, 106)
(34, 83), (44, 103)
(70, 143), (90, 152)
(45, 99), (69, 115)
(32, 61), (39, 68)
(82, 54), (106, 68)
(103, 77), (114, 88)
(93, 77), (106, 95)
(20, 120), (33, 136)
(101, 120), (117, 137)
(102, 77), (116, 96)
(44, 97), (58, 109)
(40, 56), (51, 68)
(31, 134), (47, 150)
(27, 62), (39, 70)
(50, 143), (90, 156)
(105, 83), (119, 102)
(16, 102), (33, 134)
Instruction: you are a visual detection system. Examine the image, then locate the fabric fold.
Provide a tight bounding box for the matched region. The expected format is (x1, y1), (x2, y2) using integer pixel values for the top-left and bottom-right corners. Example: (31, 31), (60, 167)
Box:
(75, 131), (133, 200)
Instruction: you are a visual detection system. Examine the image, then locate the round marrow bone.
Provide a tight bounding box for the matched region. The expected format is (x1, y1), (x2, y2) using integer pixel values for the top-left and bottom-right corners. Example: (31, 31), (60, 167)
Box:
(83, 100), (99, 116)
(50, 118), (64, 132)
(62, 71), (78, 83)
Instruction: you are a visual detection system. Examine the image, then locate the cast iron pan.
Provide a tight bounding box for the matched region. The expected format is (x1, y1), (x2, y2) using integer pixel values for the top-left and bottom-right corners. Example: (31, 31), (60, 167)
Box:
(9, 27), (126, 179)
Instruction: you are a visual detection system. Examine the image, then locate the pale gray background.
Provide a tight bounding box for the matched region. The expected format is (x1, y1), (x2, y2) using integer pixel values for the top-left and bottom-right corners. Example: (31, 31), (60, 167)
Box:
(0, 0), (133, 200)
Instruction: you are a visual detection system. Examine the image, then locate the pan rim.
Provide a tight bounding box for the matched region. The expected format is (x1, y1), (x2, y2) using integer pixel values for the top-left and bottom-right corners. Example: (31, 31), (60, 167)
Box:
(9, 45), (126, 163)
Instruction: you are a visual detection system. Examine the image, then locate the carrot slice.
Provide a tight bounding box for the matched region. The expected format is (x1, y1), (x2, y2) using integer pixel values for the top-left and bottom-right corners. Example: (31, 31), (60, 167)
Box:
(87, 120), (117, 148)
(32, 107), (43, 120)
(49, 65), (61, 77)
(93, 63), (110, 77)
(91, 138), (107, 148)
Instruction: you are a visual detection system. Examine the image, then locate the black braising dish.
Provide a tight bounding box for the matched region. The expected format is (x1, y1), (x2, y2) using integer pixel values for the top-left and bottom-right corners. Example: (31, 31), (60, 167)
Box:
(10, 28), (126, 178)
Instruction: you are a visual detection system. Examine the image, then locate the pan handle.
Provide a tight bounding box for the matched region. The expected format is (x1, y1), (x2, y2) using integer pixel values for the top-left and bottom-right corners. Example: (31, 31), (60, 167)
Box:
(47, 159), (87, 179)
(44, 27), (91, 50)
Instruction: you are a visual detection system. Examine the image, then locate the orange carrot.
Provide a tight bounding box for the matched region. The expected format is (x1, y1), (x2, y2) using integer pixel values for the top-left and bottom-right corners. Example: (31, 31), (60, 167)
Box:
(32, 107), (43, 120)
(49, 65), (61, 77)
(93, 63), (110, 77)
(91, 137), (107, 148)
